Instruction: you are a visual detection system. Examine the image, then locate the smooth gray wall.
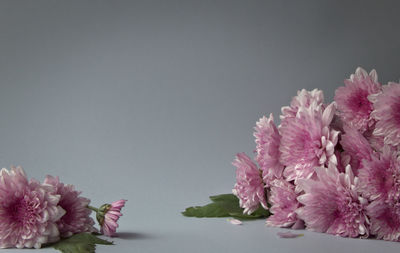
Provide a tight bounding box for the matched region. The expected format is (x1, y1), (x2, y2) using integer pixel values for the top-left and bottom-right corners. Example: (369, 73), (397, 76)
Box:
(0, 1), (399, 252)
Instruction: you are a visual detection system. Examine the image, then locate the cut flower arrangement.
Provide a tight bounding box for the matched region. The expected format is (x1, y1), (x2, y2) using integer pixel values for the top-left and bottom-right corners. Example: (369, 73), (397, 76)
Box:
(0, 166), (126, 252)
(183, 67), (400, 241)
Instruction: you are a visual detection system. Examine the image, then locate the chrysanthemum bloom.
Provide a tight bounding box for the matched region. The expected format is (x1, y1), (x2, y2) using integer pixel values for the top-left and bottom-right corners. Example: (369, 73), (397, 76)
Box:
(44, 176), (96, 237)
(280, 103), (339, 182)
(367, 194), (400, 241)
(340, 126), (374, 174)
(296, 166), (369, 238)
(232, 153), (268, 214)
(334, 67), (381, 133)
(94, 200), (127, 237)
(280, 89), (324, 121)
(266, 179), (302, 228)
(254, 114), (284, 186)
(0, 167), (65, 248)
(358, 146), (399, 201)
(370, 82), (400, 147)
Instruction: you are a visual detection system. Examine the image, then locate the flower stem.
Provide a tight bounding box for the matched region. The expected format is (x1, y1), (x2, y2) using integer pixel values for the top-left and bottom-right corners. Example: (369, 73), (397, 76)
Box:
(87, 205), (99, 213)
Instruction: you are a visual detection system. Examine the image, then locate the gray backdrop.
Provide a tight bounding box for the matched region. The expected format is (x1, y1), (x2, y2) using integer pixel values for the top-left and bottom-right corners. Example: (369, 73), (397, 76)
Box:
(0, 0), (399, 252)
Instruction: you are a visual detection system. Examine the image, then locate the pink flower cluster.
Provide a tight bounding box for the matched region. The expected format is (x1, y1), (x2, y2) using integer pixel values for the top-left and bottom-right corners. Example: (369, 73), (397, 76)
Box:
(0, 167), (126, 248)
(232, 67), (400, 241)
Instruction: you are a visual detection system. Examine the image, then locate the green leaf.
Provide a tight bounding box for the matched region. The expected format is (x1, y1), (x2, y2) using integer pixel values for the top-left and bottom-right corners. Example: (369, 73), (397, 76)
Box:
(182, 194), (270, 220)
(182, 202), (230, 217)
(210, 194), (270, 219)
(251, 206), (270, 217)
(45, 233), (113, 253)
(229, 207), (270, 220)
(209, 194), (238, 203)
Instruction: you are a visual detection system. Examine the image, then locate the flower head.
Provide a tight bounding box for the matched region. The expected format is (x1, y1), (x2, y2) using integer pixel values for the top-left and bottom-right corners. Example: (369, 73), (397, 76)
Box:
(367, 194), (400, 241)
(232, 153), (267, 214)
(96, 200), (127, 237)
(296, 166), (369, 238)
(334, 67), (381, 133)
(0, 167), (65, 248)
(280, 103), (339, 182)
(254, 114), (284, 186)
(358, 146), (400, 201)
(365, 147), (400, 241)
(370, 82), (400, 147)
(266, 179), (302, 228)
(280, 89), (324, 121)
(44, 176), (96, 237)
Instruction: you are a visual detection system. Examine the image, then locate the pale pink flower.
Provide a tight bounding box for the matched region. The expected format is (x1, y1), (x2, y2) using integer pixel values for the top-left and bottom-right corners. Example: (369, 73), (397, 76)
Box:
(358, 146), (400, 201)
(296, 166), (369, 238)
(98, 200), (127, 237)
(266, 179), (302, 228)
(232, 153), (267, 214)
(254, 114), (284, 186)
(340, 126), (374, 174)
(280, 89), (324, 121)
(0, 167), (65, 249)
(370, 82), (400, 147)
(334, 67), (381, 133)
(44, 176), (96, 237)
(280, 103), (339, 182)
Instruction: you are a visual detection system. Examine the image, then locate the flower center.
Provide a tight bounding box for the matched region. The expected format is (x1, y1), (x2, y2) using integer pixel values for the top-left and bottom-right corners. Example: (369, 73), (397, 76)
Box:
(6, 197), (36, 225)
(348, 90), (371, 115)
(336, 195), (363, 229)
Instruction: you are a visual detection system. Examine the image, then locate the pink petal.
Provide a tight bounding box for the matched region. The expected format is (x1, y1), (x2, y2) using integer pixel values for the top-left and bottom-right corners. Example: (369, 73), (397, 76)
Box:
(228, 219), (242, 225)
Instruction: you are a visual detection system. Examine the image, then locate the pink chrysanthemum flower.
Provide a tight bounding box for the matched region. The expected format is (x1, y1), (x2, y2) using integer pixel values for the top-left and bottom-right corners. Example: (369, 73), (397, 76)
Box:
(254, 114), (284, 186)
(334, 67), (381, 133)
(296, 165), (369, 238)
(266, 179), (302, 228)
(340, 126), (374, 174)
(232, 153), (268, 214)
(96, 200), (127, 237)
(0, 167), (65, 249)
(280, 103), (339, 182)
(370, 82), (400, 147)
(280, 89), (324, 121)
(44, 176), (96, 237)
(367, 194), (400, 241)
(358, 146), (399, 201)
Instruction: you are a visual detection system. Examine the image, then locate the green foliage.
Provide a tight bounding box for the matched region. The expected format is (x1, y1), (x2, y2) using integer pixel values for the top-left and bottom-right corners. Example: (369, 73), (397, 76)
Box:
(46, 233), (113, 253)
(182, 194), (270, 220)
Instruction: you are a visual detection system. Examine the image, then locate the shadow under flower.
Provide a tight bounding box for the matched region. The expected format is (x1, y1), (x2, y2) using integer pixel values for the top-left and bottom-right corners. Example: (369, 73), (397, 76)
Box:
(115, 232), (155, 240)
